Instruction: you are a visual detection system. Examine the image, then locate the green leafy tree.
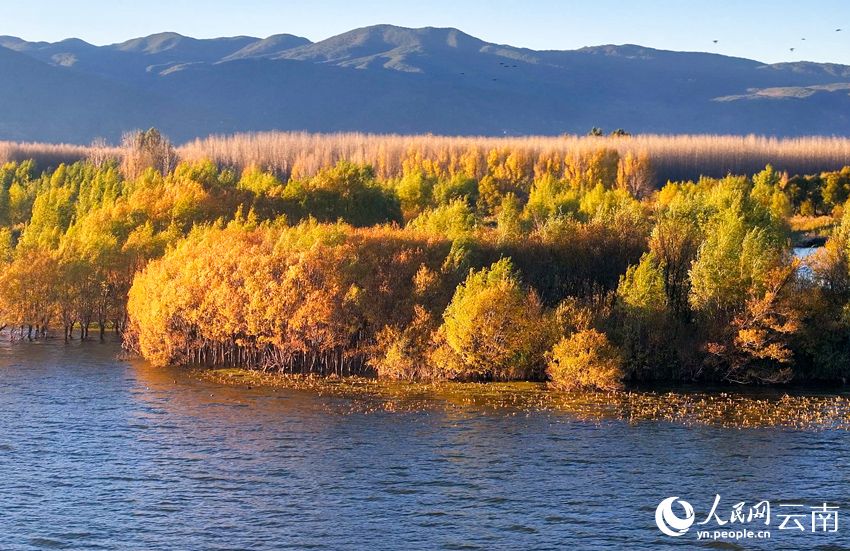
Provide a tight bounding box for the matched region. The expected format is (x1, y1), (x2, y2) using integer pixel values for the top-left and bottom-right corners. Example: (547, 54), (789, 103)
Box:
(283, 161), (402, 226)
(435, 258), (553, 380)
(396, 170), (436, 220)
(432, 173), (478, 206)
(689, 206), (783, 317)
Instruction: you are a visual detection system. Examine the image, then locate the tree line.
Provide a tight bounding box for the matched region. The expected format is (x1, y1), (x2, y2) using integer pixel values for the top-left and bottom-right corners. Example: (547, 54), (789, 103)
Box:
(3, 129), (850, 388)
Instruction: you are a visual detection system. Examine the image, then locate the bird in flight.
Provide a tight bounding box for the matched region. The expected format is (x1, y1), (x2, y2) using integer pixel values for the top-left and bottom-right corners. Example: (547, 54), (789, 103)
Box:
(713, 39), (719, 44)
(790, 47), (795, 52)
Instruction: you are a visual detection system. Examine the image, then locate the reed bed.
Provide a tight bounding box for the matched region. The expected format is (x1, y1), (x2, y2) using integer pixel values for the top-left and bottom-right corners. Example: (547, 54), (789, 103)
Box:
(179, 132), (850, 183)
(0, 140), (121, 168)
(4, 133), (850, 183)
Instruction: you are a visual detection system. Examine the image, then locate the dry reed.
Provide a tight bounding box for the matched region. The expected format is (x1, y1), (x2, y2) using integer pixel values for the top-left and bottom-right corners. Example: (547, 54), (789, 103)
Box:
(4, 133), (850, 183)
(179, 132), (850, 183)
(0, 140), (121, 169)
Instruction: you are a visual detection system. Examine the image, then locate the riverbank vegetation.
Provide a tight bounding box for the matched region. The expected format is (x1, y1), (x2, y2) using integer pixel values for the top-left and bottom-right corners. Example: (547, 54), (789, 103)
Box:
(3, 129), (850, 390)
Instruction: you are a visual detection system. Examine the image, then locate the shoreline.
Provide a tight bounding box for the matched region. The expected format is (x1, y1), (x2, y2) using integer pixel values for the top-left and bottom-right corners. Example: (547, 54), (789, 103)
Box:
(196, 367), (850, 429)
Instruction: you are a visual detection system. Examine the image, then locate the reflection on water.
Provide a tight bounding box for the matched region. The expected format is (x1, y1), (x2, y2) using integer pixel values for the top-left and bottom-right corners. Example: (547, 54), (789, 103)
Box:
(793, 247), (819, 261)
(794, 246), (820, 280)
(0, 340), (849, 549)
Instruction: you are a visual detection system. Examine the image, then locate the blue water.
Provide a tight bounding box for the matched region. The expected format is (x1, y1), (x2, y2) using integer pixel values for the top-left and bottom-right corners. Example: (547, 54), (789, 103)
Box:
(0, 341), (848, 550)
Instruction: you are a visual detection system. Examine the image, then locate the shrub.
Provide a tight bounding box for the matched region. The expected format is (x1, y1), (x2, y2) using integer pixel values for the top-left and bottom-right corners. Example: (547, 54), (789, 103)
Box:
(436, 258), (553, 381)
(407, 199), (476, 240)
(546, 330), (625, 391)
(372, 306), (436, 380)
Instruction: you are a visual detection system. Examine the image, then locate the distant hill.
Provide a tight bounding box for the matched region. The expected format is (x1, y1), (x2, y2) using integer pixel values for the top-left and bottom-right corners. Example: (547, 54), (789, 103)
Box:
(1, 24), (849, 143)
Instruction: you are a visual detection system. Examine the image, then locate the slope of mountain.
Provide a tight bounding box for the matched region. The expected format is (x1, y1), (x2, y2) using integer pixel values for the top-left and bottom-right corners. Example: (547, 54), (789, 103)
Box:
(1, 32), (277, 81)
(0, 24), (848, 143)
(0, 45), (221, 142)
(273, 25), (495, 72)
(222, 34), (313, 61)
(114, 32), (256, 58)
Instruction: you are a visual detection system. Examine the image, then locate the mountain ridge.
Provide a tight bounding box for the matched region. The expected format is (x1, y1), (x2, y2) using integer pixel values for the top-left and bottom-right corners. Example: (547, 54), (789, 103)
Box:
(1, 24), (849, 143)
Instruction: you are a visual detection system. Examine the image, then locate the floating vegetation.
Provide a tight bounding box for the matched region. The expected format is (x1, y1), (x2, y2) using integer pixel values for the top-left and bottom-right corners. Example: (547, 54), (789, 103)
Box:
(200, 368), (850, 430)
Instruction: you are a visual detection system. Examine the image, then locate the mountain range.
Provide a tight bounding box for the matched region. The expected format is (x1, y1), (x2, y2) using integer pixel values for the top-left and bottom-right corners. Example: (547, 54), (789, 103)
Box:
(1, 24), (849, 143)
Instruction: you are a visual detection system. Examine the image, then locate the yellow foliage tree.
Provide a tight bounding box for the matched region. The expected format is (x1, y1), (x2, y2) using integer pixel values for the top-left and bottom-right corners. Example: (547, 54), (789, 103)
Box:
(546, 330), (624, 391)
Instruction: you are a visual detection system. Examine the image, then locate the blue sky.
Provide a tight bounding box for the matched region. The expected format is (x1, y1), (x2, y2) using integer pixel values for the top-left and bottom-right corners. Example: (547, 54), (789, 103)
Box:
(2, 0), (849, 64)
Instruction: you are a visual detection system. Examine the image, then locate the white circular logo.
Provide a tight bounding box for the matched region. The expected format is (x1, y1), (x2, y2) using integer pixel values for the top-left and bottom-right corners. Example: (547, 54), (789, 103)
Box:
(655, 497), (695, 537)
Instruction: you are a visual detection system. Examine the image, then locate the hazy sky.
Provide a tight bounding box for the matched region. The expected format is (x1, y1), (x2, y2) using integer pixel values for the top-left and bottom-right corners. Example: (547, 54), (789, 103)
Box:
(2, 0), (849, 64)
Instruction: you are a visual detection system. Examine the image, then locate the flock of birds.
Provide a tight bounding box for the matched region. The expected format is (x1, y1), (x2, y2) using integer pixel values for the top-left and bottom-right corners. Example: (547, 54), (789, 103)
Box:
(713, 28), (842, 52)
(457, 60), (522, 81)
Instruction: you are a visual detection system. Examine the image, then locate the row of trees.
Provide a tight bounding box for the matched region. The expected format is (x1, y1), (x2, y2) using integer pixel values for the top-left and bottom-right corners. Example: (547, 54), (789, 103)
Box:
(125, 162), (850, 386)
(125, 217), (643, 385)
(0, 132), (409, 340)
(119, 165), (796, 385)
(786, 166), (850, 215)
(3, 130), (850, 388)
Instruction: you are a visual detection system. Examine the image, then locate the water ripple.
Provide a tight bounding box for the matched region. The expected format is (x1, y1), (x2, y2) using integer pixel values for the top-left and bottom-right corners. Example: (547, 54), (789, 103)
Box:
(0, 341), (847, 550)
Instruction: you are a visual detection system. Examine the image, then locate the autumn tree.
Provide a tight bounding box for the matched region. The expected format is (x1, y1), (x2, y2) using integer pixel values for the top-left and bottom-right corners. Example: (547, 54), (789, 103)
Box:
(704, 263), (801, 383)
(616, 151), (654, 198)
(120, 128), (177, 180)
(282, 161), (402, 226)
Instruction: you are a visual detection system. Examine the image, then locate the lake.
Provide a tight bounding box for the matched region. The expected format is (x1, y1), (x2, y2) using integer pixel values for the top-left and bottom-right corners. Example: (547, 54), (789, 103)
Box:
(1, 340), (849, 550)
